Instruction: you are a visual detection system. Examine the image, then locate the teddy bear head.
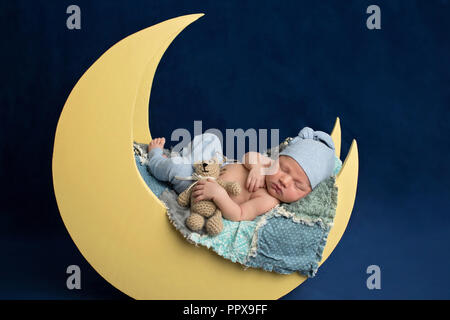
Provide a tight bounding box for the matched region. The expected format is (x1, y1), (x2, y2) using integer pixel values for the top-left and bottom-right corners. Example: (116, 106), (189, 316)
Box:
(193, 157), (222, 178)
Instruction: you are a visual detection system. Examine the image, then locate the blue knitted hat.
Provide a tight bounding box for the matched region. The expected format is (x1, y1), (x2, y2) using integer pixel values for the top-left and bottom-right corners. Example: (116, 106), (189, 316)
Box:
(279, 127), (335, 189)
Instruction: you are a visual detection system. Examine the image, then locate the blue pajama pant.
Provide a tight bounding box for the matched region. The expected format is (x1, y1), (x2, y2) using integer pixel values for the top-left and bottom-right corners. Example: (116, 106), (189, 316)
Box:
(147, 133), (226, 194)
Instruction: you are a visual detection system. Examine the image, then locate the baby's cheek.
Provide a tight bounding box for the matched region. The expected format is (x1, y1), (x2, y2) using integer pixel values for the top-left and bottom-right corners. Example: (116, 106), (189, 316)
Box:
(285, 189), (300, 202)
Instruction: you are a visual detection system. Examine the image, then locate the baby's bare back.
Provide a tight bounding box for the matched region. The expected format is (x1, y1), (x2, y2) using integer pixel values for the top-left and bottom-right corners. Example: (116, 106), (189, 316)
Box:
(219, 163), (277, 205)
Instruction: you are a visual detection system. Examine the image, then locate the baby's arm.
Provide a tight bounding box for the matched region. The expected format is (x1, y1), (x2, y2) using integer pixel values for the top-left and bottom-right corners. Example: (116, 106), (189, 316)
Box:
(242, 152), (278, 192)
(214, 191), (279, 222)
(242, 152), (273, 171)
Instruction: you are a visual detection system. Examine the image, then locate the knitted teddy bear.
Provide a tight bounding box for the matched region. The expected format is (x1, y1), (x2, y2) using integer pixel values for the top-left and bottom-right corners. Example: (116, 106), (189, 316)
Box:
(177, 157), (241, 236)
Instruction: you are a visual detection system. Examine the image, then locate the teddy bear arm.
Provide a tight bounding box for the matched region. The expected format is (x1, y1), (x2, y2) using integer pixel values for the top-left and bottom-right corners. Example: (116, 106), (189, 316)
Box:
(216, 179), (228, 189)
(177, 187), (192, 207)
(217, 179), (241, 196)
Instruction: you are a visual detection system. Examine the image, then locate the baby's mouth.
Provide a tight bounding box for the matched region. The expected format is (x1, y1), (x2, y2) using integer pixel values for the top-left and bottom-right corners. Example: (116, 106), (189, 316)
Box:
(272, 183), (282, 194)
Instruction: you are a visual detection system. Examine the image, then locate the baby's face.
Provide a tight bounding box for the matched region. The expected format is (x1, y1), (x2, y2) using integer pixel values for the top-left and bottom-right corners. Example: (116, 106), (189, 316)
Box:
(265, 155), (312, 203)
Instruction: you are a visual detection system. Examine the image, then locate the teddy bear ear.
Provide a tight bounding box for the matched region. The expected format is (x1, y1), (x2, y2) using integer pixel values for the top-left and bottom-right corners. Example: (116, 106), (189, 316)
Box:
(193, 160), (202, 167)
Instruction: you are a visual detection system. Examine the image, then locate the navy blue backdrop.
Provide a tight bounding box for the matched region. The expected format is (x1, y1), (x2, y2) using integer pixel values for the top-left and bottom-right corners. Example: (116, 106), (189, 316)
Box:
(1, 0), (449, 299)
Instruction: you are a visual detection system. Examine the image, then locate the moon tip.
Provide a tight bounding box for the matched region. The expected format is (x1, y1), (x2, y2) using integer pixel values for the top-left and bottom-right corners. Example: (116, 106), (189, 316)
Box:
(330, 117), (341, 159)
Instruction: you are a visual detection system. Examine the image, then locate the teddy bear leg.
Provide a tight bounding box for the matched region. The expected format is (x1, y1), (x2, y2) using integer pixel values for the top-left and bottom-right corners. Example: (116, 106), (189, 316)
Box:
(206, 209), (223, 236)
(186, 213), (205, 232)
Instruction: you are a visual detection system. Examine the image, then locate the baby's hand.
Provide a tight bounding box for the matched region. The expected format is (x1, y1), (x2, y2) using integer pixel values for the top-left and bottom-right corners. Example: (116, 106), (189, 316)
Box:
(246, 166), (266, 192)
(192, 178), (224, 202)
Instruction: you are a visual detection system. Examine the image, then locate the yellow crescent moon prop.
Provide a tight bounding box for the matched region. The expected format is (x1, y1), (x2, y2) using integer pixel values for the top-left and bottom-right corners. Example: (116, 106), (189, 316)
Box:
(52, 14), (358, 299)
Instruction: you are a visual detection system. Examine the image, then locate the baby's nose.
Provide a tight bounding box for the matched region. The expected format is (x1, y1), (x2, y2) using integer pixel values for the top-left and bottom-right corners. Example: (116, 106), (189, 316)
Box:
(280, 174), (292, 186)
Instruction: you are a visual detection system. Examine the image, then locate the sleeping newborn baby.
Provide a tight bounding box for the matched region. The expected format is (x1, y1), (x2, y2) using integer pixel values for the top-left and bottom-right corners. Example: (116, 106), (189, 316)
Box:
(147, 127), (335, 222)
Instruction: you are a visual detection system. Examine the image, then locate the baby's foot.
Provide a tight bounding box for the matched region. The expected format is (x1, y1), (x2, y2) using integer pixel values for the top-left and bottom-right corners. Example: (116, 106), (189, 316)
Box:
(148, 138), (167, 158)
